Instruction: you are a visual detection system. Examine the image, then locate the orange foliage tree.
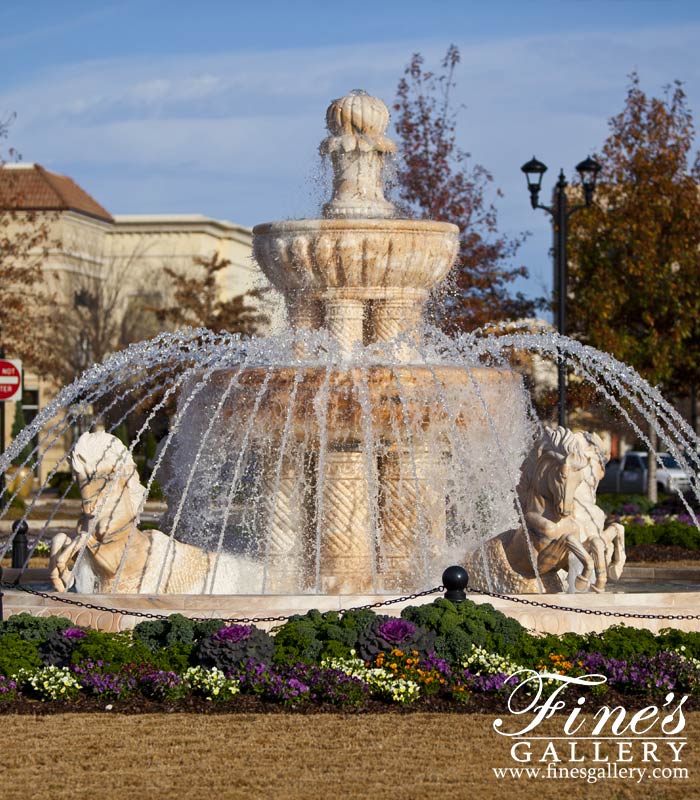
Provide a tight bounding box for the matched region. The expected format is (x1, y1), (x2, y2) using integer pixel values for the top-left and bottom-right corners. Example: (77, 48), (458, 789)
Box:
(155, 252), (269, 336)
(0, 117), (54, 369)
(393, 45), (537, 332)
(567, 74), (700, 497)
(568, 73), (700, 392)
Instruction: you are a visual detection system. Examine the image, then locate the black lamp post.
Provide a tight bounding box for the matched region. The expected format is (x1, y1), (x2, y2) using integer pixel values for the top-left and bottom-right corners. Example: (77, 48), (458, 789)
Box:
(521, 155), (601, 427)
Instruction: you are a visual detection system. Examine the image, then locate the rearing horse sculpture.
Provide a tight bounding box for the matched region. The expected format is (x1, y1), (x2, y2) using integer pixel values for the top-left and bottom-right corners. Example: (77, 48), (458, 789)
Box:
(466, 426), (599, 593)
(49, 432), (263, 594)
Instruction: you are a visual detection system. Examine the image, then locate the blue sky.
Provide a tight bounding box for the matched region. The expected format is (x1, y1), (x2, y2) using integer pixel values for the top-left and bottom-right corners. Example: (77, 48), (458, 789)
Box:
(2, 0), (700, 301)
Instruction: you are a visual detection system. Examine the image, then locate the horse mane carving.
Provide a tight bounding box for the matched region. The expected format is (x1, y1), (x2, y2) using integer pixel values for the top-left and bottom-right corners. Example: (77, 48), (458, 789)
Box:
(71, 431), (146, 523)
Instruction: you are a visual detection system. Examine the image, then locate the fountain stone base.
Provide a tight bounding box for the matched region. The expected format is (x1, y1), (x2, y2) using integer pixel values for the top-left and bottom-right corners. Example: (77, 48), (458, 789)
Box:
(6, 590), (700, 636)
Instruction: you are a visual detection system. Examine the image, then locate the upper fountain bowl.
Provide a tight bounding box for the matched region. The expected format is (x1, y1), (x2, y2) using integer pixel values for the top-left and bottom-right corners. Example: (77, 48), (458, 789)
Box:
(252, 217), (459, 296)
(254, 91), (459, 298)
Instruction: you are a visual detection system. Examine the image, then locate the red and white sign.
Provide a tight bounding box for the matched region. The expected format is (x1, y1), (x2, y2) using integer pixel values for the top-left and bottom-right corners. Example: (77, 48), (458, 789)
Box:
(0, 359), (22, 402)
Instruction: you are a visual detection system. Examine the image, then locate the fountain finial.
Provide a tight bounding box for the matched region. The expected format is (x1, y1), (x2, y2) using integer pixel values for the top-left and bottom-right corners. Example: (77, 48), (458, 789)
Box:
(321, 90), (396, 219)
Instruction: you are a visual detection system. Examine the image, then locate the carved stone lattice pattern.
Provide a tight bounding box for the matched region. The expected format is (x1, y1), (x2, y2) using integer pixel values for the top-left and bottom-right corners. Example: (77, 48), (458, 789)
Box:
(379, 447), (446, 589)
(372, 297), (423, 343)
(319, 449), (374, 592)
(262, 457), (304, 593)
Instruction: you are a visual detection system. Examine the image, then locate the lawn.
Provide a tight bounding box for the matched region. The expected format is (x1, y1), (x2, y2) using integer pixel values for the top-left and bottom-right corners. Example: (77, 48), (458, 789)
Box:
(1, 712), (697, 800)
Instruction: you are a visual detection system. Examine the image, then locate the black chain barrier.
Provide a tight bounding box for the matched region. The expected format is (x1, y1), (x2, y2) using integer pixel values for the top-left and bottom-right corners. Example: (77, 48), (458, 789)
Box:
(0, 579), (444, 625)
(5, 563), (700, 625)
(469, 586), (700, 621)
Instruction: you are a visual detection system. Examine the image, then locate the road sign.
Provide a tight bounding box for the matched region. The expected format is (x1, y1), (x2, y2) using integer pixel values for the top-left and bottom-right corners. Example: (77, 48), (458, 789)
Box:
(0, 359), (22, 402)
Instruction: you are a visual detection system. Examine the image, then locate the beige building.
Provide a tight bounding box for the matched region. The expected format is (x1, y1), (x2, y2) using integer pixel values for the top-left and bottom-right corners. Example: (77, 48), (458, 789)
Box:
(0, 163), (273, 482)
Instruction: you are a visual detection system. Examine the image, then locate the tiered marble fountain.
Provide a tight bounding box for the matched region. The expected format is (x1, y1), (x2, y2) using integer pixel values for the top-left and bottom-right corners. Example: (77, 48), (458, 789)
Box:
(170, 90), (527, 595)
(4, 90), (700, 634)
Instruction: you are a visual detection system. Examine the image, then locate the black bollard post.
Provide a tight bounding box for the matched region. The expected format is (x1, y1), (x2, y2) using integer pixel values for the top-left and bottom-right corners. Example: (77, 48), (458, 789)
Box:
(442, 565), (468, 604)
(11, 519), (28, 570)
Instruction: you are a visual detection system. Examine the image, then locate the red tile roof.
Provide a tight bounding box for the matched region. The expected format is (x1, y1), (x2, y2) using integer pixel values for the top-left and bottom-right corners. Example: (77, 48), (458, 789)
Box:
(0, 163), (113, 223)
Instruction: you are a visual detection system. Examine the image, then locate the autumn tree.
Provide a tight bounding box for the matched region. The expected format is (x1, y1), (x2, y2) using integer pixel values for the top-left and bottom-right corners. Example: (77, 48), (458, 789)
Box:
(154, 252), (269, 335)
(46, 238), (162, 386)
(0, 117), (54, 370)
(567, 74), (700, 499)
(394, 45), (536, 332)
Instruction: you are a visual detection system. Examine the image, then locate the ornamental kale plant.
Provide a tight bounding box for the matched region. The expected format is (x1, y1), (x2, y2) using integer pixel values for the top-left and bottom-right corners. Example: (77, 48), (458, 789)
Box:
(400, 599), (532, 663)
(131, 614), (197, 651)
(272, 608), (376, 665)
(38, 628), (87, 667)
(355, 617), (435, 662)
(194, 624), (274, 672)
(0, 612), (74, 642)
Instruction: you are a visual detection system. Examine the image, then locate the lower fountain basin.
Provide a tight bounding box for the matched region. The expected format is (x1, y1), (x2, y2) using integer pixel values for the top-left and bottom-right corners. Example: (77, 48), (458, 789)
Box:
(210, 363), (524, 442)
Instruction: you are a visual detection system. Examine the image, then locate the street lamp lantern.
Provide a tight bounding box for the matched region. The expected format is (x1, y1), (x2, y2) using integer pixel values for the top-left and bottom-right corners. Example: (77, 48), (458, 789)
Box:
(521, 155), (599, 427)
(575, 156), (602, 206)
(521, 156), (548, 208)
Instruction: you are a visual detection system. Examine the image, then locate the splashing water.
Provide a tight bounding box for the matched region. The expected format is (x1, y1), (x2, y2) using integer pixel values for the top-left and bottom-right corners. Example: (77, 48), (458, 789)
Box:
(3, 90), (699, 597)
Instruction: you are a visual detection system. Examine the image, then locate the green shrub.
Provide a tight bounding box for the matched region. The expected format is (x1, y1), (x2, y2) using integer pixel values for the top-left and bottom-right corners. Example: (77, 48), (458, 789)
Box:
(148, 642), (195, 673)
(586, 625), (659, 660)
(0, 613), (74, 642)
(0, 633), (41, 675)
(624, 525), (658, 546)
(401, 599), (533, 664)
(10, 402), (34, 468)
(48, 472), (82, 499)
(625, 521), (700, 549)
(148, 480), (163, 501)
(657, 628), (700, 658)
(597, 494), (657, 515)
(132, 614), (197, 652)
(70, 631), (152, 669)
(272, 608), (376, 665)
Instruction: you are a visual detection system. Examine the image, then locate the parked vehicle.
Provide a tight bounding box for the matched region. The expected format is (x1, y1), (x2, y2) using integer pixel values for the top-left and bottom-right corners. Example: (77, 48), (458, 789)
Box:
(598, 451), (691, 495)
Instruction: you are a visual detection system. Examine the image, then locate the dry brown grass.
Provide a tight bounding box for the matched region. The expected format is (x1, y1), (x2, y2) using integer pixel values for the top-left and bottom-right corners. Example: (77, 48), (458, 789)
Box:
(0, 712), (698, 800)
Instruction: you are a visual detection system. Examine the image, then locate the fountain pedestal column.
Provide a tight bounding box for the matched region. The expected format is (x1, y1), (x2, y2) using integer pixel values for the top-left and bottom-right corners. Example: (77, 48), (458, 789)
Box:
(286, 292), (324, 357)
(325, 296), (365, 357)
(379, 445), (447, 590)
(261, 454), (304, 593)
(319, 445), (375, 593)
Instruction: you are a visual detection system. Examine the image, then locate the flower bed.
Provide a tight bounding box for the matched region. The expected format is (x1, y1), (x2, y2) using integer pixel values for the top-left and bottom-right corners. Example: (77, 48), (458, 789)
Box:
(3, 601), (700, 712)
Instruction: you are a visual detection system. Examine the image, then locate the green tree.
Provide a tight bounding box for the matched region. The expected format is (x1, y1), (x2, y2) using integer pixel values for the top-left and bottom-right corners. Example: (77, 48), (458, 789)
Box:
(567, 73), (700, 499)
(155, 252), (269, 335)
(10, 401), (33, 467)
(394, 45), (537, 332)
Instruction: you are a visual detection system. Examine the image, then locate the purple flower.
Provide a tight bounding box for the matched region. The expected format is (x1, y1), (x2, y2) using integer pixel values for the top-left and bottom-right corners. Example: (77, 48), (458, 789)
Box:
(421, 653), (451, 676)
(376, 619), (418, 644)
(63, 628), (87, 640)
(214, 625), (254, 643)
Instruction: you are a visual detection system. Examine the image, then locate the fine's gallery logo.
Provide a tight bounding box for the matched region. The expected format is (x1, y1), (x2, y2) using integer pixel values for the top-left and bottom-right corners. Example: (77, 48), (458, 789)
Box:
(491, 671), (689, 784)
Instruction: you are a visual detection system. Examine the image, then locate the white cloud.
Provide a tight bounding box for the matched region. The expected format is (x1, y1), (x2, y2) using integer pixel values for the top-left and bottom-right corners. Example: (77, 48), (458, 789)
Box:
(2, 24), (699, 298)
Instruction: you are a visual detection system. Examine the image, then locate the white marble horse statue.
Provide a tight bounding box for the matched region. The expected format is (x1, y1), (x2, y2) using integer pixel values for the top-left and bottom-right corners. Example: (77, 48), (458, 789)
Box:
(466, 426), (611, 593)
(49, 431), (263, 594)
